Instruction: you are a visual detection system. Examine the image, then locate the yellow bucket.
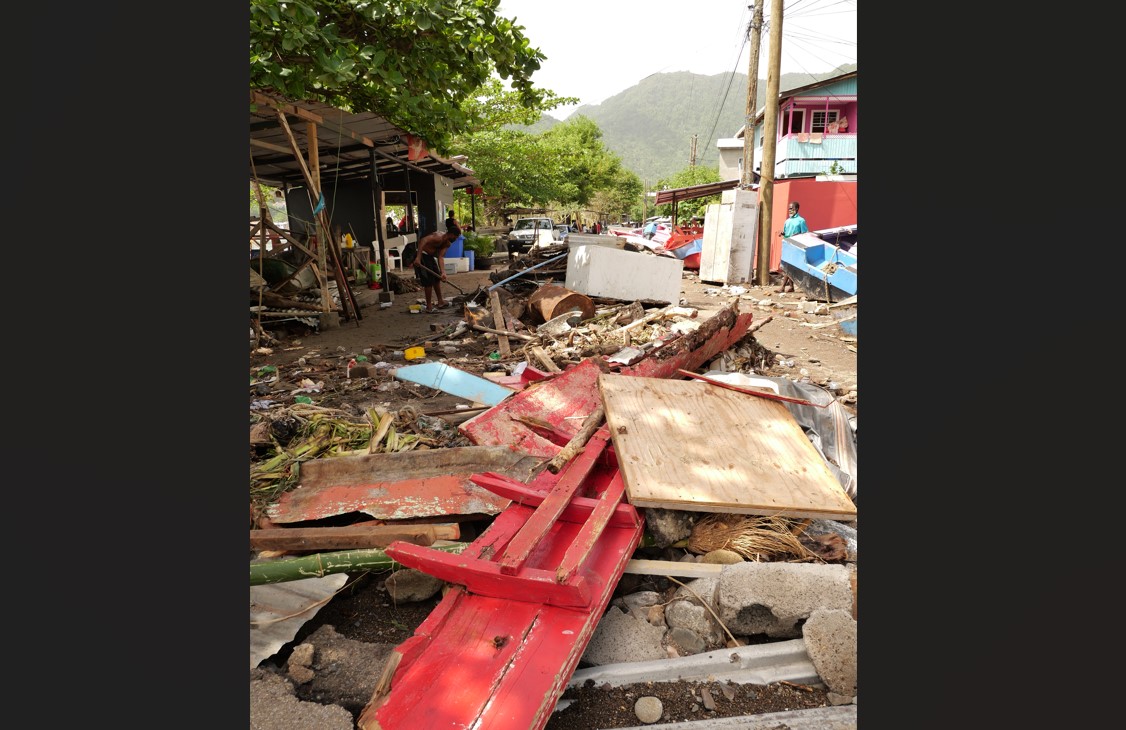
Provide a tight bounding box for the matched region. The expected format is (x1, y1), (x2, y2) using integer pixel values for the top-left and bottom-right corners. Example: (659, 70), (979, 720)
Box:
(404, 346), (426, 360)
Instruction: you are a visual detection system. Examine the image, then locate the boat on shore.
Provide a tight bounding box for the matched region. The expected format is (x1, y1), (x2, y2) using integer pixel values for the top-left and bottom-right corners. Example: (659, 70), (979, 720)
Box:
(780, 225), (857, 302)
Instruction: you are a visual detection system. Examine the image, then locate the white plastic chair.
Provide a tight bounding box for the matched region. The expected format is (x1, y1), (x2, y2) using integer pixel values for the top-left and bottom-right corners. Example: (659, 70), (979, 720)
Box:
(385, 246), (403, 271)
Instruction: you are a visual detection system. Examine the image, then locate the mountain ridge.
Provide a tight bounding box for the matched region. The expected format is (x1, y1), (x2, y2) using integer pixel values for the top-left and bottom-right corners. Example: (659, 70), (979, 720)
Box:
(518, 65), (856, 184)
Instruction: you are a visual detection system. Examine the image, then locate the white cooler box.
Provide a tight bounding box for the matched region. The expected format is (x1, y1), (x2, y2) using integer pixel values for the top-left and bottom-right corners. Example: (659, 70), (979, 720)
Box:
(443, 257), (470, 274)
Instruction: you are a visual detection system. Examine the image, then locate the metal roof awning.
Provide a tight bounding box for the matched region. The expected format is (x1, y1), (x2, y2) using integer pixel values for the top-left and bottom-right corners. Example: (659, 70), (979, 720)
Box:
(654, 179), (745, 206)
(249, 91), (480, 190)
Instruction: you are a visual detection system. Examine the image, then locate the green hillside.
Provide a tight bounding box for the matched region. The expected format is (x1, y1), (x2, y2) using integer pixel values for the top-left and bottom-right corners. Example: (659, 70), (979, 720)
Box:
(518, 65), (856, 184)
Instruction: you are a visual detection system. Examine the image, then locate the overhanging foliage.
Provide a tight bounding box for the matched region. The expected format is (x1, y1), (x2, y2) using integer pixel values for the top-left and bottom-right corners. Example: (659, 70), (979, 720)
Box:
(250, 0), (552, 154)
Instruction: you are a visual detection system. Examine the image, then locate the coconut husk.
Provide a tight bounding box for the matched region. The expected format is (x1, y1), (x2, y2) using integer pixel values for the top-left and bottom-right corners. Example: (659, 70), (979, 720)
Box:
(686, 513), (821, 562)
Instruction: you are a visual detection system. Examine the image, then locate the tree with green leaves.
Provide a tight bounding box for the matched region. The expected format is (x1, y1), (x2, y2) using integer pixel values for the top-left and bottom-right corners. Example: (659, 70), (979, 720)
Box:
(652, 166), (722, 222)
(250, 0), (555, 154)
(450, 115), (631, 224)
(589, 168), (643, 223)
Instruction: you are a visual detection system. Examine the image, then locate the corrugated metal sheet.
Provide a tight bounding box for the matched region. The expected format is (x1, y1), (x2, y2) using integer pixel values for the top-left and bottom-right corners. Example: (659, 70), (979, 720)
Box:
(250, 91), (480, 190)
(654, 179), (741, 206)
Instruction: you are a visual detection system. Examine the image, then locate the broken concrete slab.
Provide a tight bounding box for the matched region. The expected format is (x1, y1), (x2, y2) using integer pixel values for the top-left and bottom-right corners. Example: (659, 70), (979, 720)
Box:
(802, 608), (857, 697)
(290, 624), (397, 715)
(581, 604), (670, 665)
(715, 562), (853, 638)
(250, 668), (354, 730)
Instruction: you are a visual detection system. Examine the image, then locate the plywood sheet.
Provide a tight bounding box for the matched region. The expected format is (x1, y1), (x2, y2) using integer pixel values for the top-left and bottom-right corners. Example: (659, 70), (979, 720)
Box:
(598, 374), (856, 520)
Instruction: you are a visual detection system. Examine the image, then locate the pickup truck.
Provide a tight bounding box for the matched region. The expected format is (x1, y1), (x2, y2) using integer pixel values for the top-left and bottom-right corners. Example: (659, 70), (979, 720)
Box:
(505, 217), (556, 255)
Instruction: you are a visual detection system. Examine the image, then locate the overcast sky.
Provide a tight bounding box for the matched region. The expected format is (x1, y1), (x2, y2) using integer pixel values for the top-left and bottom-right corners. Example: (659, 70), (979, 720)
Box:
(496, 0), (857, 119)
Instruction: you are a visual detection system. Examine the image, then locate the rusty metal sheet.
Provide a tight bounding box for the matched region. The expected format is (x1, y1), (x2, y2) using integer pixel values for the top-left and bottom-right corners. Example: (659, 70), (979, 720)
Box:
(266, 445), (540, 524)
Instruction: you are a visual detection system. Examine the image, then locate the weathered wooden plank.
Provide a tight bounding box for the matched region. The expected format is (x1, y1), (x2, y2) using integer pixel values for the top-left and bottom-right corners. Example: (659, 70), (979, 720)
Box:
(529, 345), (562, 372)
(248, 522), (459, 552)
(489, 289), (511, 358)
(624, 559), (725, 578)
(598, 374), (856, 520)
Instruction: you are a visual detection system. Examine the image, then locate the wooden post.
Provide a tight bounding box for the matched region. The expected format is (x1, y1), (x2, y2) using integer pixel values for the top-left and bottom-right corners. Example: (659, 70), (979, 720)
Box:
(274, 110), (360, 322)
(306, 122), (334, 314)
(742, 1), (764, 190)
(756, 0), (785, 286)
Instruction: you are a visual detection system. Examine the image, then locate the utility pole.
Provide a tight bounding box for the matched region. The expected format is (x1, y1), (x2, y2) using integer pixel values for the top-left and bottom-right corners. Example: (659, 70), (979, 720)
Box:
(755, 0), (783, 286)
(689, 134), (698, 168)
(741, 2), (764, 189)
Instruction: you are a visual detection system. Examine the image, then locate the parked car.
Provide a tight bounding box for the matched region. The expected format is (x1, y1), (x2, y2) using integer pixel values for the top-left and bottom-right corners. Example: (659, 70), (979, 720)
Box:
(553, 224), (570, 242)
(506, 217), (555, 254)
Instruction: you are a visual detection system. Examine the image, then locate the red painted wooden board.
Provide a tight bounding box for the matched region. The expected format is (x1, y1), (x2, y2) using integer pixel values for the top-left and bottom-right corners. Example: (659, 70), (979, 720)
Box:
(363, 520), (642, 730)
(459, 358), (605, 457)
(355, 307), (751, 730)
(362, 455), (644, 730)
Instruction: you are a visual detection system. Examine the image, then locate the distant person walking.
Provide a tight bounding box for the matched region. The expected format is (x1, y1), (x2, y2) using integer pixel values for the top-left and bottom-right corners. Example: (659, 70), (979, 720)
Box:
(775, 201), (809, 293)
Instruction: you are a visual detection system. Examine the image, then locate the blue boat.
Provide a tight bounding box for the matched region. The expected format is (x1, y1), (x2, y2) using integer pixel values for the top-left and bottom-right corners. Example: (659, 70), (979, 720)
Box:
(780, 225), (857, 303)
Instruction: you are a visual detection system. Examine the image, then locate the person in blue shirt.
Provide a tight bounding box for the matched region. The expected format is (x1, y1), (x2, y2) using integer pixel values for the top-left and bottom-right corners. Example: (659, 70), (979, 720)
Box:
(776, 201), (809, 293)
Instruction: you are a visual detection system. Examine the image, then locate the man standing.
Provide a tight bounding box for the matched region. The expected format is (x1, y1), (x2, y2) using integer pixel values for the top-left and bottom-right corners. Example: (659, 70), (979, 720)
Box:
(412, 229), (458, 312)
(776, 201), (809, 293)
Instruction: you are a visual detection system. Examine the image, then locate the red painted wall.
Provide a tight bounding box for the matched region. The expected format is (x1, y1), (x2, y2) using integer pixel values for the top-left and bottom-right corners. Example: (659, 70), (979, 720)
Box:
(758, 178), (858, 271)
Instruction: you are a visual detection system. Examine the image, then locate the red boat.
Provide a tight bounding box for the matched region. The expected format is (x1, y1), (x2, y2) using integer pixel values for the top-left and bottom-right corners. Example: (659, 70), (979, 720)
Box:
(662, 225), (704, 269)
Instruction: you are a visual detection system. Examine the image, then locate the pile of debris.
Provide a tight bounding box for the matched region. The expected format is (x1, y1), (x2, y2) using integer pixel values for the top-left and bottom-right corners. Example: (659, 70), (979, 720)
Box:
(249, 272), (858, 729)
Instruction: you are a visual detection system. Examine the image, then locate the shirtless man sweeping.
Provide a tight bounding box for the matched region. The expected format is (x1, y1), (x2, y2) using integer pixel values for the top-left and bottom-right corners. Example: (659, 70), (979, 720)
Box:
(412, 228), (459, 312)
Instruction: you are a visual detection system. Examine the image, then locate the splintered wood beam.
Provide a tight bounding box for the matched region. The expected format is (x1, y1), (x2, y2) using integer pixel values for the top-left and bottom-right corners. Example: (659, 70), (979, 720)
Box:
(546, 407), (605, 474)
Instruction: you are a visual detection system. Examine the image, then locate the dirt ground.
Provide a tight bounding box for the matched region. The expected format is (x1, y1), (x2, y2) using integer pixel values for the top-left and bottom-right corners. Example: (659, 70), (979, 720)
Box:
(249, 253), (857, 727)
(249, 257), (858, 413)
(263, 570), (838, 728)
